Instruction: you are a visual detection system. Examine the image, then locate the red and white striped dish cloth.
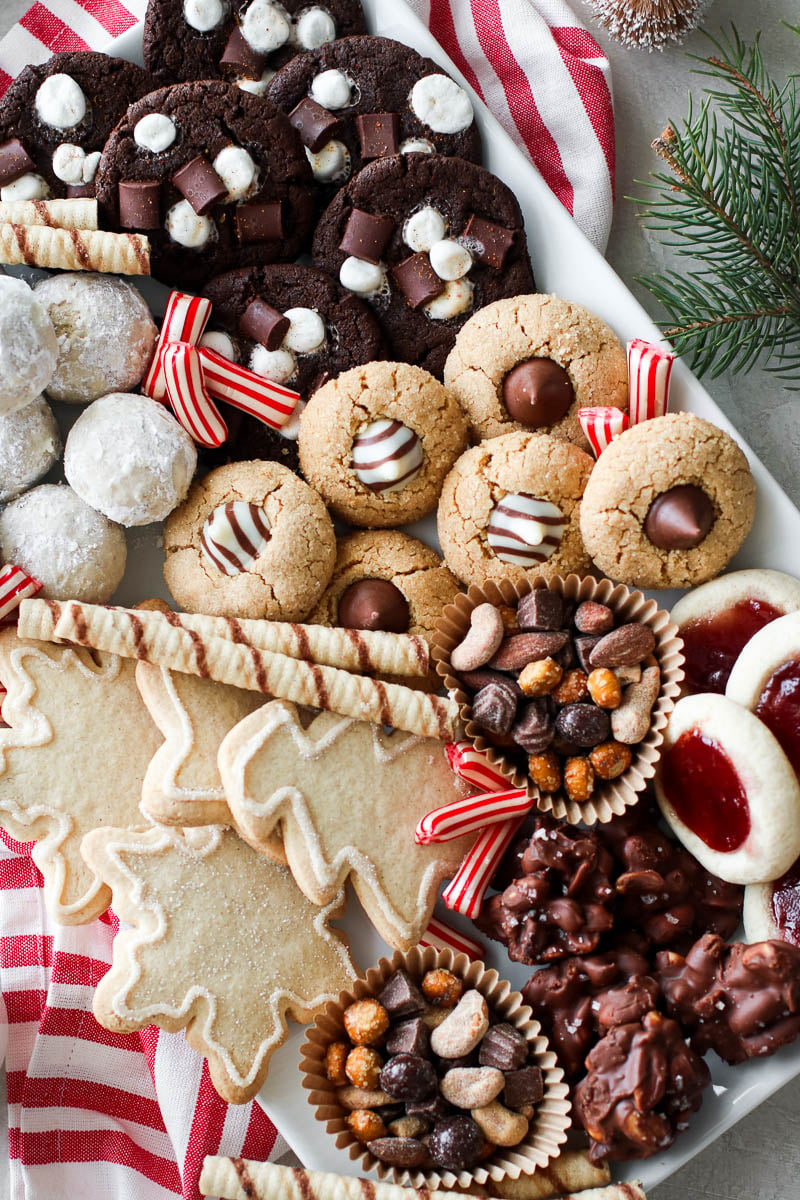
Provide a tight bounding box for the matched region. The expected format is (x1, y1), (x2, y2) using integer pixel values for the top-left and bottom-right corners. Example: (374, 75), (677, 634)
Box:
(0, 829), (287, 1200)
(0, 0), (614, 248)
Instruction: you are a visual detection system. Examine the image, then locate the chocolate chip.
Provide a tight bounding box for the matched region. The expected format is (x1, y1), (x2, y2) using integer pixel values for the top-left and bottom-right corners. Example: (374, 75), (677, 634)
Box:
(503, 359), (574, 429)
(472, 680), (518, 735)
(118, 180), (161, 229)
(356, 112), (400, 159)
(289, 96), (343, 153)
(574, 635), (603, 673)
(517, 589), (564, 632)
(339, 207), (395, 264)
(391, 252), (444, 310)
(386, 1017), (431, 1058)
(220, 25), (267, 74)
(380, 1054), (438, 1102)
(503, 1065), (544, 1109)
(378, 970), (425, 1019)
(171, 155), (227, 215)
(463, 213), (515, 269)
(428, 1115), (484, 1171)
(511, 699), (553, 754)
(367, 1136), (429, 1167)
(555, 704), (610, 748)
(478, 1023), (528, 1070)
(239, 298), (290, 351)
(0, 137), (35, 188)
(235, 201), (283, 244)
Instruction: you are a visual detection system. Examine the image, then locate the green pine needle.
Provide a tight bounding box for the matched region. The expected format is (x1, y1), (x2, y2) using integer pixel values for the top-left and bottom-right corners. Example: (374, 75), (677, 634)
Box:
(633, 26), (800, 385)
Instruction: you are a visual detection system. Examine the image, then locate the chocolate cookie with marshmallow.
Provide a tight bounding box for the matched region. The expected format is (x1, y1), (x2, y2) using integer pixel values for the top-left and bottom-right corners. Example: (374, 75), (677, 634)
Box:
(312, 153), (535, 378)
(267, 36), (481, 200)
(143, 0), (366, 91)
(0, 52), (155, 202)
(95, 80), (316, 288)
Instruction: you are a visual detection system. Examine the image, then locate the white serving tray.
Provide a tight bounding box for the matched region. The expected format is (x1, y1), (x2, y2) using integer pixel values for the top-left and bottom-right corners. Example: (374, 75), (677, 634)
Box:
(22, 3), (800, 1192)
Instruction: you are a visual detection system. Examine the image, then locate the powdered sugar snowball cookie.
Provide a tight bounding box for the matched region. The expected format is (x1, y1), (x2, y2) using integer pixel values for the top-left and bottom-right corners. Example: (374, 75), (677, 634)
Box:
(64, 393), (197, 527)
(580, 413), (757, 590)
(298, 360), (468, 527)
(443, 294), (628, 447)
(0, 395), (61, 504)
(34, 273), (158, 404)
(163, 460), (336, 620)
(0, 276), (58, 416)
(654, 693), (800, 886)
(0, 484), (126, 602)
(436, 431), (594, 588)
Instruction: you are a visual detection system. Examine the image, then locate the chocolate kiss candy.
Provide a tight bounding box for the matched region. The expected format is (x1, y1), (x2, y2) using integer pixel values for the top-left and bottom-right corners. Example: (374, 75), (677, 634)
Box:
(503, 358), (574, 428)
(172, 155), (227, 215)
(644, 484), (715, 550)
(338, 578), (410, 633)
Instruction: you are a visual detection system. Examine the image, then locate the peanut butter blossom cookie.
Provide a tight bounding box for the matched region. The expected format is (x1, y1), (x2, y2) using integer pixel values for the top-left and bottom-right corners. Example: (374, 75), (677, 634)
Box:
(95, 80), (315, 288)
(437, 431), (594, 587)
(163, 460), (336, 620)
(444, 293), (628, 448)
(579, 413), (757, 589)
(0, 52), (155, 201)
(143, 0), (366, 89)
(267, 36), (481, 198)
(298, 360), (469, 527)
(312, 154), (535, 378)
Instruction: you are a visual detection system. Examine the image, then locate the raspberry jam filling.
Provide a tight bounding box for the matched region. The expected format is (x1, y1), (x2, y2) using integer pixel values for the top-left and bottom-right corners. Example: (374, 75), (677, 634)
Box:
(660, 729), (751, 852)
(681, 598), (782, 695)
(772, 857), (800, 948)
(755, 659), (800, 778)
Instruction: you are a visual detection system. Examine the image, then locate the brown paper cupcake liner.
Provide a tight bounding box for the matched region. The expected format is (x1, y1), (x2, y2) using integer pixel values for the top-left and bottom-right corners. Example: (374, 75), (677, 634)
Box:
(299, 946), (570, 1191)
(432, 573), (684, 825)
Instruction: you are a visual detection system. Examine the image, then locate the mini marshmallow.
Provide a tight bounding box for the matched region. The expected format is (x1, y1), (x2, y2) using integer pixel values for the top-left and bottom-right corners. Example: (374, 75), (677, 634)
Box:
(280, 396), (306, 439)
(429, 238), (472, 281)
(240, 0), (291, 53)
(410, 75), (474, 135)
(236, 70), (276, 95)
(400, 137), (435, 154)
(283, 307), (326, 353)
(213, 145), (258, 201)
(403, 205), (447, 252)
(183, 0), (226, 32)
(339, 255), (385, 296)
(52, 146), (100, 185)
(35, 74), (87, 130)
(134, 113), (177, 153)
(310, 68), (353, 110)
(305, 139), (350, 182)
(165, 199), (214, 248)
(424, 277), (474, 319)
(1, 174), (49, 202)
(249, 343), (297, 384)
(200, 330), (238, 360)
(82, 152), (101, 182)
(295, 6), (336, 49)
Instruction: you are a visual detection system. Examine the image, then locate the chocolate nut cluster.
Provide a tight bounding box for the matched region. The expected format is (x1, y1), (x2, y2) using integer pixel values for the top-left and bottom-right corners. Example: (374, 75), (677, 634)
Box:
(325, 968), (544, 1174)
(450, 589), (661, 804)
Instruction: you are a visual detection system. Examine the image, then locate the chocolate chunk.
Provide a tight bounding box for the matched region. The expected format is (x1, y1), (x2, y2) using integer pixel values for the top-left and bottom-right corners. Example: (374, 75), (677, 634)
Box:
(289, 96), (343, 153)
(118, 180), (161, 229)
(644, 484), (715, 550)
(574, 635), (603, 673)
(235, 201), (283, 244)
(463, 213), (515, 268)
(380, 1054), (438, 1102)
(338, 579), (410, 633)
(503, 359), (574, 429)
(367, 1136), (429, 1168)
(472, 680), (518, 735)
(66, 182), (95, 199)
(172, 155), (227, 214)
(356, 112), (400, 159)
(517, 589), (564, 632)
(512, 699), (553, 754)
(339, 207), (395, 264)
(391, 252), (444, 310)
(405, 1092), (453, 1122)
(428, 1115), (484, 1171)
(555, 703), (610, 748)
(459, 668), (523, 697)
(374, 1102), (405, 1124)
(386, 1017), (431, 1058)
(478, 1023), (528, 1070)
(220, 25), (267, 74)
(239, 298), (290, 351)
(378, 969), (425, 1019)
(504, 1066), (544, 1109)
(0, 137), (35, 188)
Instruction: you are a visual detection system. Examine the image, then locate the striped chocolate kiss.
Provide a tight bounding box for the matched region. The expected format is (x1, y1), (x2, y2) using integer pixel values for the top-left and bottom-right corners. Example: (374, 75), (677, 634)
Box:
(201, 501), (271, 575)
(486, 492), (566, 566)
(351, 418), (424, 493)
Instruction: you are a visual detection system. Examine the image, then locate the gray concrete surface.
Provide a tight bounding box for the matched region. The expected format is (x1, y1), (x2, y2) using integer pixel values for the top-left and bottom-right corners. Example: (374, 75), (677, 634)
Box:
(1, 0), (799, 1196)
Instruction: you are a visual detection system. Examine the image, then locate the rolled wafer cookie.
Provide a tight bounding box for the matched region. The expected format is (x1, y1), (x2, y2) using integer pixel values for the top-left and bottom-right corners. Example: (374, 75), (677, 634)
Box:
(0, 224), (150, 275)
(0, 199), (98, 229)
(200, 1160), (474, 1200)
(18, 600), (458, 741)
(486, 1153), (612, 1200)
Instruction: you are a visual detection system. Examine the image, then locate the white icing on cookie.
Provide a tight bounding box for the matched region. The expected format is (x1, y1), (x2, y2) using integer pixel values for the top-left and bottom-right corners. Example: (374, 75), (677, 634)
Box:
(183, 0), (226, 32)
(236, 69), (276, 95)
(403, 205), (447, 253)
(339, 256), (385, 296)
(134, 113), (177, 153)
(283, 307), (326, 354)
(310, 68), (354, 110)
(429, 238), (472, 281)
(35, 74), (87, 130)
(409, 75), (473, 134)
(351, 419), (424, 493)
(1, 174), (49, 202)
(165, 199), (214, 248)
(201, 500), (271, 575)
(250, 343), (297, 385)
(305, 139), (349, 182)
(240, 0), (291, 53)
(486, 494), (566, 566)
(424, 277), (474, 320)
(212, 145), (258, 201)
(295, 6), (336, 49)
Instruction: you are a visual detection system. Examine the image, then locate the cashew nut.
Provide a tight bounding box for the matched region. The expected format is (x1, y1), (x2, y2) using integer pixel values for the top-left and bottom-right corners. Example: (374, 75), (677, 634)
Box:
(611, 664), (661, 744)
(451, 603), (505, 672)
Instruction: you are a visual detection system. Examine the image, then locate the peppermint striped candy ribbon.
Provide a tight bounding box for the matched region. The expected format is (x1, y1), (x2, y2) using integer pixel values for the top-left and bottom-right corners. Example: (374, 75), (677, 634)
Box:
(161, 342), (228, 449)
(627, 338), (675, 425)
(143, 291), (212, 402)
(0, 563), (42, 622)
(416, 786), (534, 843)
(197, 345), (299, 430)
(419, 914), (485, 960)
(578, 405), (630, 457)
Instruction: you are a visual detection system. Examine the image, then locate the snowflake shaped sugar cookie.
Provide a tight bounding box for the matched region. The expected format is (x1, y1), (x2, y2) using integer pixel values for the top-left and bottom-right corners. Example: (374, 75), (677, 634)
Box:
(81, 824), (357, 1103)
(219, 699), (474, 949)
(136, 663), (265, 828)
(0, 627), (162, 923)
